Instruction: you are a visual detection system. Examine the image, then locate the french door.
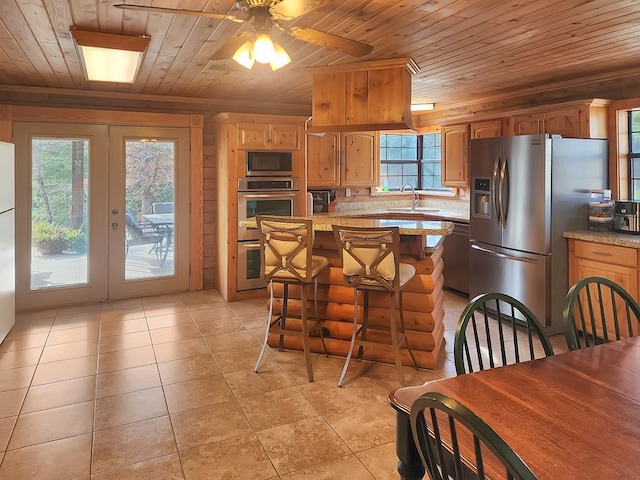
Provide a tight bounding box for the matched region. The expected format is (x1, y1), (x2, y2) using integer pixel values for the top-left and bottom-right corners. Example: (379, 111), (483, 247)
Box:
(14, 122), (190, 309)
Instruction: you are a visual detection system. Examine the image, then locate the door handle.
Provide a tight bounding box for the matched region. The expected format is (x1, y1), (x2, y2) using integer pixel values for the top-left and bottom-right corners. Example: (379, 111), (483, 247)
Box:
(471, 243), (538, 264)
(493, 157), (501, 223)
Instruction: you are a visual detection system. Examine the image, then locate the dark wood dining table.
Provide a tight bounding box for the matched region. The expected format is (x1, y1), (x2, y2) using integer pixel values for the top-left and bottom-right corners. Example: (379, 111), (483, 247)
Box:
(391, 336), (640, 479)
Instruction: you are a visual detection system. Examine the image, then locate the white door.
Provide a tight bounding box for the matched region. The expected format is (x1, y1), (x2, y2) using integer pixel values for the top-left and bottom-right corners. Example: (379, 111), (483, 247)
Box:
(14, 122), (190, 309)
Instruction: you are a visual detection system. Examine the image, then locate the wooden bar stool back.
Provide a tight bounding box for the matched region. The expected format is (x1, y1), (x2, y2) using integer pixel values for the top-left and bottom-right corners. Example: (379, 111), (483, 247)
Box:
(254, 215), (329, 382)
(332, 225), (418, 387)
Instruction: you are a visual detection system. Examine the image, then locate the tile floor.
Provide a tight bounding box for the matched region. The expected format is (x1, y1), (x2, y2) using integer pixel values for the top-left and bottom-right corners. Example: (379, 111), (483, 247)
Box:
(0, 289), (568, 479)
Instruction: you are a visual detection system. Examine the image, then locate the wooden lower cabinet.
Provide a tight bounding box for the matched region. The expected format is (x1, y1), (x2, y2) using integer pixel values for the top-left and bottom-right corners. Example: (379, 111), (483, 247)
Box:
(567, 238), (640, 338)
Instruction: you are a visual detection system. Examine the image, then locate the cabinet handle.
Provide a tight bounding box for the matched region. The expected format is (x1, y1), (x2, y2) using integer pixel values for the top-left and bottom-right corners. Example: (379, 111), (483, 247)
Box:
(591, 250), (612, 257)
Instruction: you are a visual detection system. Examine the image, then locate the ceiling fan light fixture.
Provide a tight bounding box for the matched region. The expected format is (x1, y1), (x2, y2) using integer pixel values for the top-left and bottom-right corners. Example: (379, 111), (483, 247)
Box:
(70, 29), (149, 83)
(253, 33), (275, 64)
(269, 42), (291, 71)
(232, 40), (255, 69)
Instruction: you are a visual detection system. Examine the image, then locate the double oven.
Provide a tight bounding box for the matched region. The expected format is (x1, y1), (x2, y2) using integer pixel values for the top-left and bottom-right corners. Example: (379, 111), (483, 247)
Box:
(237, 151), (300, 291)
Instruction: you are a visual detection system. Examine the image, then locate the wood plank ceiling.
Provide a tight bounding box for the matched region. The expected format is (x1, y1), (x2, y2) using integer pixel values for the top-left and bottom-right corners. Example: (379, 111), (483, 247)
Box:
(1, 0), (640, 119)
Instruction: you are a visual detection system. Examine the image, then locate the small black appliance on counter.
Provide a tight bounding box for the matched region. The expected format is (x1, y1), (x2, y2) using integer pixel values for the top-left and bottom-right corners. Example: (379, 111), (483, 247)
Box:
(308, 190), (335, 213)
(614, 201), (640, 234)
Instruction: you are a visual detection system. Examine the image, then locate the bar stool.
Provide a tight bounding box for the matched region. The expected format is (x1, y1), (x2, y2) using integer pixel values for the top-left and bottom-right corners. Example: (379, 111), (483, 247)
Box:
(332, 224), (418, 387)
(254, 215), (329, 382)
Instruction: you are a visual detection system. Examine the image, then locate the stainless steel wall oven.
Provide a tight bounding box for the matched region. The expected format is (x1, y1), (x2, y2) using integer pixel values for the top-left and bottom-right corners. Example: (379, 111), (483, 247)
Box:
(236, 177), (300, 291)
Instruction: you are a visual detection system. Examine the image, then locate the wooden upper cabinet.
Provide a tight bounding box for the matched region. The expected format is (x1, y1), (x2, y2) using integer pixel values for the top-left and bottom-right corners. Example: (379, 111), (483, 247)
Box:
(341, 131), (379, 187)
(511, 100), (609, 138)
(308, 58), (418, 132)
(238, 122), (301, 150)
(307, 133), (340, 187)
(471, 119), (502, 139)
(306, 131), (379, 187)
(442, 124), (470, 188)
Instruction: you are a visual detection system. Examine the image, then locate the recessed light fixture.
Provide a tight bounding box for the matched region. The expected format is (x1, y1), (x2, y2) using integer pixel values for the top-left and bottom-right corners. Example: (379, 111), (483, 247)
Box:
(411, 103), (436, 111)
(70, 29), (150, 83)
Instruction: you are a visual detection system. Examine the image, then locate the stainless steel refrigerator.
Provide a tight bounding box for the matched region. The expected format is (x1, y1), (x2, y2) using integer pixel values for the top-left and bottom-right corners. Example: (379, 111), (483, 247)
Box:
(469, 134), (607, 334)
(0, 142), (15, 343)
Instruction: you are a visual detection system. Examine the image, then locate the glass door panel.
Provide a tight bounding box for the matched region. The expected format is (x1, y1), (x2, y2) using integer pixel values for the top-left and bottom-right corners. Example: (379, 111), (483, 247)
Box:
(14, 123), (108, 309)
(108, 126), (189, 299)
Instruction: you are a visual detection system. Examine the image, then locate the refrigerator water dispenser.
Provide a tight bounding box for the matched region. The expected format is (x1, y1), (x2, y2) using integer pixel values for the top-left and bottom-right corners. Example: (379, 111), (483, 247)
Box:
(473, 178), (491, 218)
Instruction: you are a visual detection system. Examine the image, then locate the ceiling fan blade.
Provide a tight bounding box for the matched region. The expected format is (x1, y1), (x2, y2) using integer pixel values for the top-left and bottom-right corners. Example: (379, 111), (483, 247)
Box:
(210, 34), (252, 60)
(270, 0), (325, 20)
(113, 4), (245, 23)
(285, 26), (373, 57)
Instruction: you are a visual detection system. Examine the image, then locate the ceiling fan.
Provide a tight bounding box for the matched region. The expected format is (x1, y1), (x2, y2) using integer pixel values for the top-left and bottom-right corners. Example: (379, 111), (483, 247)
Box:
(114, 0), (373, 70)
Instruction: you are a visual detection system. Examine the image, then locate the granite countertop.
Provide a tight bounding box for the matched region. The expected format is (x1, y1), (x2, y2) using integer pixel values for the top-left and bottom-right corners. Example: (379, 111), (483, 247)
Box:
(241, 214), (454, 236)
(331, 208), (469, 223)
(564, 230), (640, 248)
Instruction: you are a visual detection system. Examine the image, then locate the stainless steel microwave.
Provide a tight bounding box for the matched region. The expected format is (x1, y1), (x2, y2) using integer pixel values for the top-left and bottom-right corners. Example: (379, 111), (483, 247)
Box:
(246, 151), (293, 176)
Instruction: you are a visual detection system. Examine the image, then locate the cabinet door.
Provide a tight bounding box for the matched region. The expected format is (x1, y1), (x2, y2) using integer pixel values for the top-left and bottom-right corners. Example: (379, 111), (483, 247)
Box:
(543, 108), (580, 137)
(341, 131), (379, 187)
(471, 120), (502, 139)
(441, 124), (469, 187)
(512, 114), (544, 135)
(307, 133), (340, 187)
(237, 122), (269, 149)
(270, 123), (301, 150)
(575, 259), (639, 338)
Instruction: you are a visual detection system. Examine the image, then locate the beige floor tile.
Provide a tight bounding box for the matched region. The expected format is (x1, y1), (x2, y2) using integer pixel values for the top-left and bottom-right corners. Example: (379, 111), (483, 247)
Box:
(40, 338), (99, 363)
(146, 311), (194, 330)
(96, 364), (161, 398)
(203, 330), (260, 354)
(324, 400), (395, 452)
(9, 400), (94, 449)
(22, 375), (96, 413)
(144, 302), (187, 317)
(0, 347), (42, 370)
(238, 385), (319, 432)
(31, 355), (97, 385)
(355, 442), (401, 480)
(163, 374), (234, 414)
(13, 311), (55, 335)
(100, 307), (146, 323)
(225, 362), (294, 398)
(180, 433), (276, 480)
(257, 416), (351, 475)
(227, 298), (268, 317)
(0, 388), (26, 418)
(192, 315), (246, 336)
(188, 305), (238, 323)
(51, 313), (100, 331)
(277, 354), (345, 386)
(280, 454), (376, 480)
(99, 330), (152, 354)
(157, 354), (221, 385)
(56, 303), (102, 317)
(153, 337), (211, 363)
(92, 416), (176, 473)
(91, 453), (185, 480)
(0, 365), (36, 392)
(0, 332), (48, 353)
(99, 317), (149, 337)
(97, 345), (156, 373)
(0, 433), (92, 480)
(236, 311), (270, 330)
(297, 379), (375, 417)
(101, 297), (145, 313)
(94, 387), (167, 430)
(0, 416), (16, 451)
(213, 344), (273, 374)
(149, 323), (201, 344)
(170, 401), (253, 451)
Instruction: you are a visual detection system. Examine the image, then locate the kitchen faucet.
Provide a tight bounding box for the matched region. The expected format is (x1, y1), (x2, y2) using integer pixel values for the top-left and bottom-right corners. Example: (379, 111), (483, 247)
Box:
(400, 183), (419, 209)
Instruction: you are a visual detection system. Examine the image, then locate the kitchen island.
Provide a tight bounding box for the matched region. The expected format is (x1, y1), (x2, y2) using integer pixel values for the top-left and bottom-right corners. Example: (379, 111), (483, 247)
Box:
(243, 214), (454, 369)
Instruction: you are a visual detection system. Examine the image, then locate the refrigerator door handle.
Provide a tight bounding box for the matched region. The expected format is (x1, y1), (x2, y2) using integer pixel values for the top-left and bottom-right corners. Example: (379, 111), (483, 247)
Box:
(492, 156), (501, 224)
(471, 243), (539, 264)
(500, 155), (509, 228)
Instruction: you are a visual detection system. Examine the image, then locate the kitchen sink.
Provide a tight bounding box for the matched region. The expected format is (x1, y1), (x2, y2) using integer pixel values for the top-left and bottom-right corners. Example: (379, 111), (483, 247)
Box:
(385, 207), (440, 213)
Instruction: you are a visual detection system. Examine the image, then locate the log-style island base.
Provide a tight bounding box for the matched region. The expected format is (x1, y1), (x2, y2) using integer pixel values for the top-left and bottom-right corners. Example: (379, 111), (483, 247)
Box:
(259, 216), (454, 370)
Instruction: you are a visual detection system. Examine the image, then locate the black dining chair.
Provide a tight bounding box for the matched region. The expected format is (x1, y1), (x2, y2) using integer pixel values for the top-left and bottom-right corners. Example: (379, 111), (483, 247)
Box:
(123, 209), (164, 260)
(410, 391), (537, 480)
(563, 276), (640, 350)
(454, 292), (554, 374)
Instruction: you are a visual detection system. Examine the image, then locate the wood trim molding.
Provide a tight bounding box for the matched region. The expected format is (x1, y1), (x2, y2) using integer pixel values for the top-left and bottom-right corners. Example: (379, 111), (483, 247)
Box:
(190, 114), (204, 291)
